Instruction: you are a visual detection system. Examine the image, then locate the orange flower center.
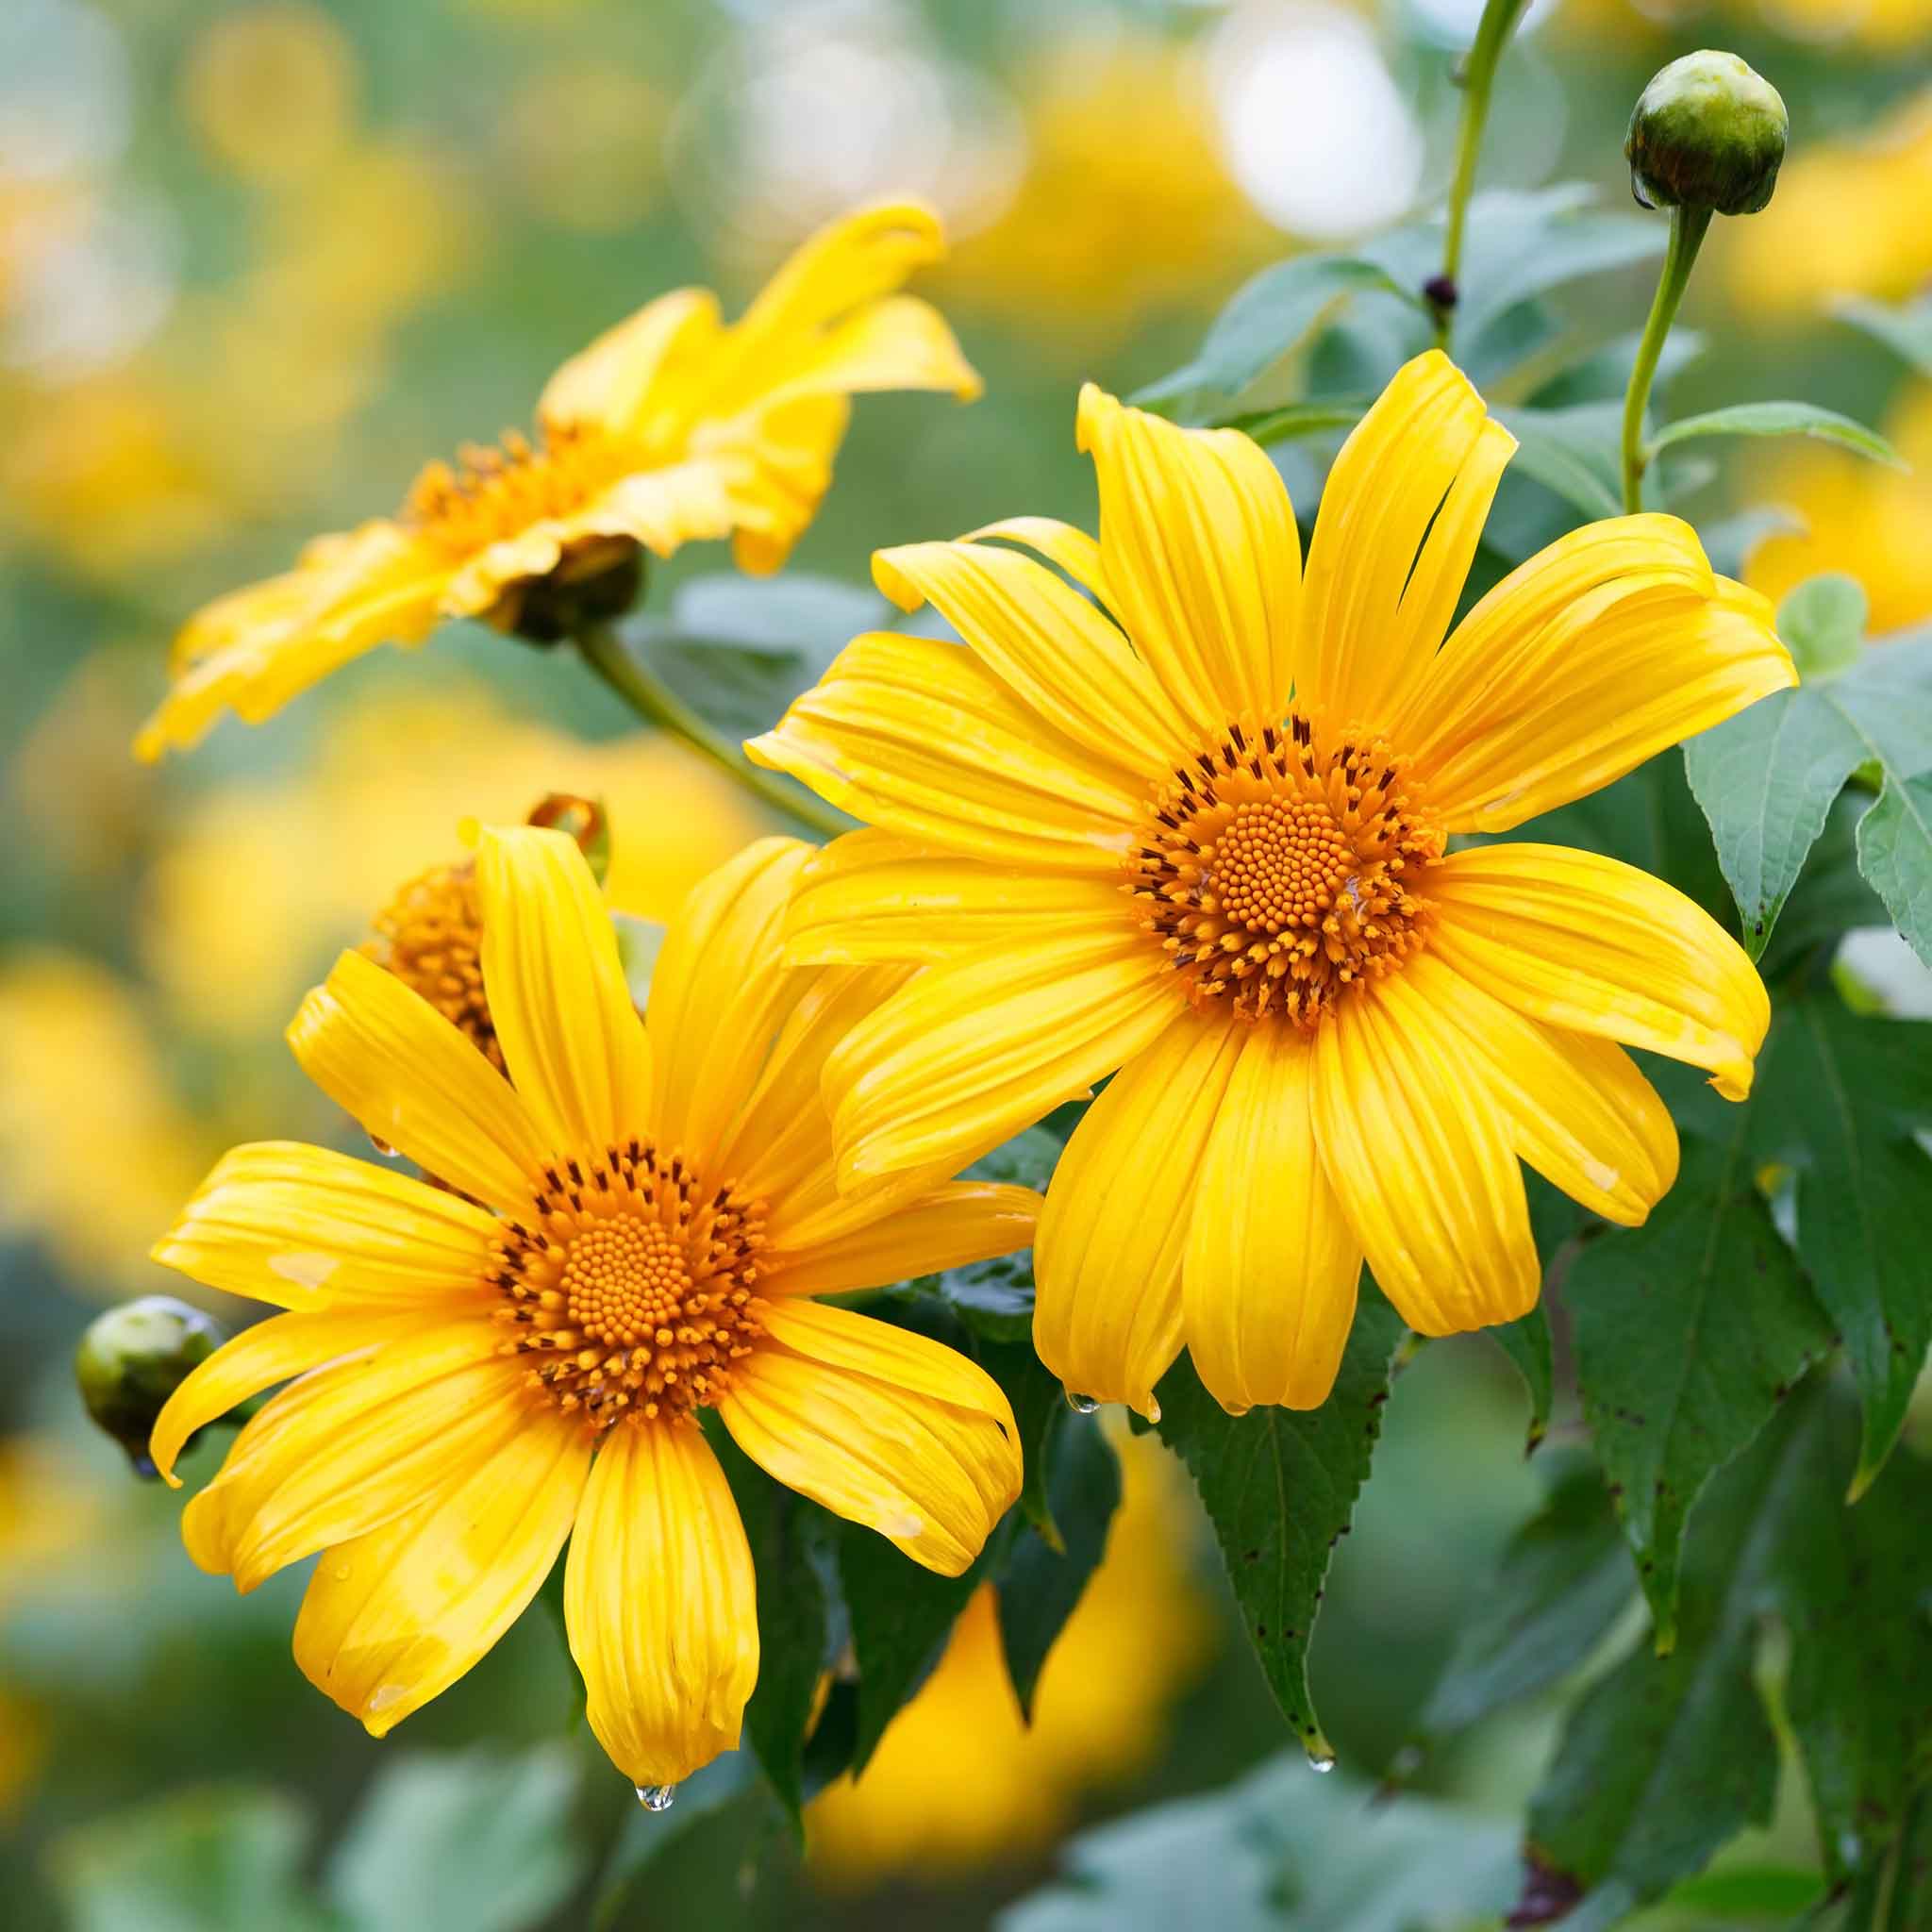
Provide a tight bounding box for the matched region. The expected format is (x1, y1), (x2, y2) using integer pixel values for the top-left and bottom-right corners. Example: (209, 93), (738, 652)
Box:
(1129, 715), (1442, 1027)
(362, 859), (500, 1072)
(491, 1143), (767, 1429)
(399, 424), (644, 560)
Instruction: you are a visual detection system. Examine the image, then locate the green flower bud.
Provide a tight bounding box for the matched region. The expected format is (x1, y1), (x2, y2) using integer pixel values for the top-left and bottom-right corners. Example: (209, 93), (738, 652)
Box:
(1626, 51), (1788, 218)
(75, 1296), (225, 1476)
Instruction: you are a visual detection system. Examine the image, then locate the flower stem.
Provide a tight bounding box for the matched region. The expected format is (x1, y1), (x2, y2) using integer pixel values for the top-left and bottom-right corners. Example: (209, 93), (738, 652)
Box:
(1432, 0), (1532, 348)
(574, 622), (850, 841)
(1620, 202), (1711, 514)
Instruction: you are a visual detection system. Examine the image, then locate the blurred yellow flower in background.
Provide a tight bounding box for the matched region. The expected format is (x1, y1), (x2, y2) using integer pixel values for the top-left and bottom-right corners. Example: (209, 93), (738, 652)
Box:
(178, 2), (357, 185)
(948, 34), (1263, 340)
(135, 203), (981, 759)
(0, 952), (211, 1296)
(1562, 0), (1932, 50)
(1724, 88), (1932, 319)
(808, 1428), (1213, 1881)
(149, 828), (1033, 1789)
(1746, 385), (1932, 636)
(139, 680), (769, 1044)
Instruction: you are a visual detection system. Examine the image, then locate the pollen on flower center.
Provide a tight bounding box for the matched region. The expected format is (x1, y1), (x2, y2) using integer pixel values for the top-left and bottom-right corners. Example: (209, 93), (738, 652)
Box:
(400, 423), (646, 560)
(1128, 714), (1442, 1027)
(491, 1142), (767, 1429)
(361, 859), (499, 1071)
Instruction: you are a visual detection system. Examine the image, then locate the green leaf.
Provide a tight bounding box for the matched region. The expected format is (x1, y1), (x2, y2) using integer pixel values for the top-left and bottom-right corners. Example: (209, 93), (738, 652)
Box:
(620, 572), (888, 740)
(1567, 1135), (1833, 1647)
(590, 1752), (760, 1932)
(1416, 1457), (1633, 1741)
(1779, 574), (1869, 682)
(1660, 1867), (1826, 1916)
(708, 1427), (838, 1826)
(1748, 993), (1932, 1495)
(1222, 397), (1373, 443)
(325, 1747), (584, 1932)
(610, 911), (665, 1008)
(1490, 1306), (1555, 1456)
(995, 1412), (1121, 1718)
(903, 1126), (1059, 1343)
(1151, 1290), (1405, 1762)
(1524, 1379), (1932, 1924)
(1857, 770), (1932, 966)
(48, 1790), (332, 1932)
(1004, 1759), (1518, 1932)
(838, 1512), (1008, 1774)
(1686, 629), (1932, 962)
(1132, 256), (1422, 413)
(968, 1332), (1068, 1548)
(1494, 405), (1624, 520)
(1834, 292), (1932, 376)
(1647, 402), (1902, 468)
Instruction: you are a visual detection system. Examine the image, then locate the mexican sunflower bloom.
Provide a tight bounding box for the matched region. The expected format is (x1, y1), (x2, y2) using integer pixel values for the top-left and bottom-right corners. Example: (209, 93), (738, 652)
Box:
(135, 202), (980, 759)
(145, 827), (1031, 1790)
(749, 351), (1796, 1418)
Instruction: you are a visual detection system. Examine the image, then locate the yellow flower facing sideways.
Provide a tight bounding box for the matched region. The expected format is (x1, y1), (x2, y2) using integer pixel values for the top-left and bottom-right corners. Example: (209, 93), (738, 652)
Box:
(146, 826), (1032, 1790)
(135, 203), (981, 759)
(751, 351), (1796, 1417)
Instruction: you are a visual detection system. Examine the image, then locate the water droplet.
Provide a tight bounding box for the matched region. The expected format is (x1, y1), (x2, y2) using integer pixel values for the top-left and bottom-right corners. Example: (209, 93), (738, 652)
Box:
(1304, 1736), (1337, 1774)
(366, 1131), (399, 1159)
(1064, 1390), (1099, 1415)
(1307, 1751), (1337, 1774)
(636, 1783), (676, 1812)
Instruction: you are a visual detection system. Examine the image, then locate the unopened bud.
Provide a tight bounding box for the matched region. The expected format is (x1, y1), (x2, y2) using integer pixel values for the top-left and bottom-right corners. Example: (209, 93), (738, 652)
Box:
(75, 1296), (225, 1476)
(1626, 51), (1788, 218)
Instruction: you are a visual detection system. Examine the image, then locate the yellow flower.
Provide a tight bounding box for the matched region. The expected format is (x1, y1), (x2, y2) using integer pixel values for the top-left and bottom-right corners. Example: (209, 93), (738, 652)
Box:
(1723, 88), (1932, 319)
(807, 1428), (1211, 1880)
(751, 352), (1794, 1417)
(1746, 385), (1932, 637)
(177, 2), (358, 185)
(148, 826), (1032, 1789)
(140, 678), (768, 1045)
(135, 203), (982, 760)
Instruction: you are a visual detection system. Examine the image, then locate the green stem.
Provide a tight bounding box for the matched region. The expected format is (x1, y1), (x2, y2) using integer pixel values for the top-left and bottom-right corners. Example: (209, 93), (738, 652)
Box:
(1432, 0), (1532, 348)
(1620, 202), (1711, 513)
(574, 621), (850, 841)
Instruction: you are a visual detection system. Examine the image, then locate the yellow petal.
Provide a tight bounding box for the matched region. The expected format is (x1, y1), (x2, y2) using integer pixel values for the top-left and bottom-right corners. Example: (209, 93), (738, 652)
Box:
(645, 837), (813, 1173)
(958, 515), (1105, 594)
(1034, 1013), (1245, 1418)
(537, 287), (723, 436)
(785, 829), (1128, 967)
(289, 950), (550, 1216)
(720, 1301), (1019, 1574)
(565, 1419), (758, 1789)
(713, 959), (923, 1234)
(1076, 384), (1300, 732)
(1401, 952), (1678, 1225)
(1181, 1027), (1361, 1413)
(822, 929), (1182, 1182)
(1427, 843), (1771, 1100)
(186, 1324), (519, 1591)
(872, 538), (1184, 776)
(700, 202), (960, 417)
(761, 1181), (1040, 1299)
(748, 632), (1144, 871)
(293, 1407), (589, 1737)
(475, 824), (654, 1155)
(736, 292), (980, 412)
(1311, 981), (1539, 1336)
(151, 1141), (500, 1314)
(1389, 528), (1796, 832)
(443, 459), (745, 614)
(1296, 351), (1495, 729)
(717, 392), (848, 576)
(150, 1306), (421, 1488)
(135, 522), (450, 760)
